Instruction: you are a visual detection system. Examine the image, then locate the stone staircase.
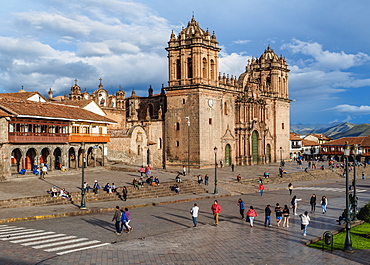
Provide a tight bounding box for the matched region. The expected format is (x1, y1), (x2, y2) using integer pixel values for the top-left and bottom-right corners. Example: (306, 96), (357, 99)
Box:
(0, 180), (206, 209)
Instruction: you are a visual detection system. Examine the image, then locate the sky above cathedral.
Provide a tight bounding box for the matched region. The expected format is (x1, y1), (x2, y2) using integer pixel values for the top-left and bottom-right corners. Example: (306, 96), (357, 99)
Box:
(0, 0), (369, 125)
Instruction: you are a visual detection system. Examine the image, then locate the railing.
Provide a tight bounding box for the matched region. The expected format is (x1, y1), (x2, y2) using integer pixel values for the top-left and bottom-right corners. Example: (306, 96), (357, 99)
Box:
(69, 134), (110, 143)
(8, 132), (69, 143)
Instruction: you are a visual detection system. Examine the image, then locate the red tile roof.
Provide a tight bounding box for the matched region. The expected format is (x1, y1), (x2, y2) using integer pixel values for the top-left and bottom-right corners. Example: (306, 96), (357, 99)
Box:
(0, 91), (46, 101)
(302, 139), (319, 146)
(290, 133), (302, 141)
(0, 97), (115, 124)
(321, 136), (370, 146)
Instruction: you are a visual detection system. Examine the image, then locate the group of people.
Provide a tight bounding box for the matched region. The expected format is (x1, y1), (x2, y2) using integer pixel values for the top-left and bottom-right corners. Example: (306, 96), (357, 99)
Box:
(48, 186), (70, 199)
(112, 206), (133, 235)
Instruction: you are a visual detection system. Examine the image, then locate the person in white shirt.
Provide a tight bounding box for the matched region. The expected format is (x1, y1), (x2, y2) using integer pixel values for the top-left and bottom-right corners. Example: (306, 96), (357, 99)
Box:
(190, 203), (199, 227)
(41, 165), (48, 179)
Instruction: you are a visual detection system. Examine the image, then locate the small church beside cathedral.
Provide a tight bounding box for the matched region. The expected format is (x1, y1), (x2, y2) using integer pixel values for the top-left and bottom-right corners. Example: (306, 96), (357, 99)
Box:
(49, 17), (291, 169)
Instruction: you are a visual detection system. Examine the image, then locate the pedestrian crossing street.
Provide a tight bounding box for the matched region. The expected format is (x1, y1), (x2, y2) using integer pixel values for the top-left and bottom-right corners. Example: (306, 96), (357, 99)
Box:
(0, 224), (109, 255)
(294, 187), (367, 193)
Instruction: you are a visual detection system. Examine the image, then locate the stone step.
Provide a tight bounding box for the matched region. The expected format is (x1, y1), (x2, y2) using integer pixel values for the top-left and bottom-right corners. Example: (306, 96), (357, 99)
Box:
(0, 180), (206, 209)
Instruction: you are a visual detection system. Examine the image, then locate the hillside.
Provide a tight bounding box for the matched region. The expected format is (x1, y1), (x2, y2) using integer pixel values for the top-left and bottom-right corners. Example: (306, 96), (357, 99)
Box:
(333, 123), (370, 138)
(291, 122), (355, 138)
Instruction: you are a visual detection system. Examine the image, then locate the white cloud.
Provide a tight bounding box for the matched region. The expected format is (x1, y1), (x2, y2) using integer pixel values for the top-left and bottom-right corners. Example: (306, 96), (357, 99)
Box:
(330, 104), (370, 114)
(233, 40), (251, 44)
(283, 39), (370, 70)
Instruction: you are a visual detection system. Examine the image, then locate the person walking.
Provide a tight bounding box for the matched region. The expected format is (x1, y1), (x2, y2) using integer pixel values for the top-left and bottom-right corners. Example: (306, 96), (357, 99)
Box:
(122, 186), (128, 201)
(41, 165), (48, 179)
(288, 183), (293, 195)
(275, 203), (283, 227)
(231, 164), (235, 172)
(211, 200), (222, 226)
(264, 204), (272, 227)
(120, 209), (130, 233)
(321, 195), (328, 214)
(259, 183), (265, 196)
(204, 174), (209, 185)
(300, 211), (310, 236)
(112, 206), (122, 235)
(124, 208), (133, 232)
(182, 165), (186, 176)
(291, 195), (302, 215)
(282, 205), (290, 227)
(237, 198), (245, 219)
(246, 206), (258, 227)
(93, 180), (101, 195)
(190, 203), (199, 227)
(310, 194), (317, 213)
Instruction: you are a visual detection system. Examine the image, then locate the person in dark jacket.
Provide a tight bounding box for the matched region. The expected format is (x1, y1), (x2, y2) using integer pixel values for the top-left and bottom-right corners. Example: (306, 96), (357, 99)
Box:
(264, 205), (272, 227)
(310, 194), (317, 213)
(112, 206), (122, 235)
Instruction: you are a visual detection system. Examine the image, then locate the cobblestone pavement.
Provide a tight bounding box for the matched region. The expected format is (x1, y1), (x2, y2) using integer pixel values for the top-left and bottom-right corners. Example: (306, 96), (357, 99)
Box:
(1, 178), (369, 264)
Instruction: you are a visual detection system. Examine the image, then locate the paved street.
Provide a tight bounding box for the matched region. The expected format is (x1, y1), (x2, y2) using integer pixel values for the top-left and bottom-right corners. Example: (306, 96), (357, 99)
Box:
(1, 178), (369, 264)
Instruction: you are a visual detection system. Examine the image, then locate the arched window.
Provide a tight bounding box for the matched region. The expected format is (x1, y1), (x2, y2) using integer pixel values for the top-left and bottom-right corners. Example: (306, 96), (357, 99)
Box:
(224, 102), (228, 115)
(175, 140), (180, 147)
(202, 58), (207, 78)
(210, 60), (215, 79)
(187, 58), (193, 78)
(158, 138), (162, 149)
(176, 122), (180, 131)
(176, 59), (181, 79)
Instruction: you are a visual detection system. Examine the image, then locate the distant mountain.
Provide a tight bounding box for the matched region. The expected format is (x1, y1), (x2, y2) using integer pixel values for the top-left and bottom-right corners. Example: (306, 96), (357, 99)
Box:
(332, 123), (370, 139)
(315, 122), (355, 138)
(290, 122), (357, 139)
(290, 124), (330, 135)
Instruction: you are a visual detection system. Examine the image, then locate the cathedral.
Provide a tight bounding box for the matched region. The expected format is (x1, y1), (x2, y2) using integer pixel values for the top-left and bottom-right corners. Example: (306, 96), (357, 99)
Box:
(53, 17), (291, 169)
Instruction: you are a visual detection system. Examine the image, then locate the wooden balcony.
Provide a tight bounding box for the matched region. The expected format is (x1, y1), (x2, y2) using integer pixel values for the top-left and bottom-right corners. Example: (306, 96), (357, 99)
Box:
(8, 132), (69, 143)
(69, 133), (110, 143)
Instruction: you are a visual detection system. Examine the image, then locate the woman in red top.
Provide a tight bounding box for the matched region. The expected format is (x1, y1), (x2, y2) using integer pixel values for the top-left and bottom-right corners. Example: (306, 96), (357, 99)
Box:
(211, 200), (222, 226)
(246, 206), (258, 227)
(259, 183), (265, 196)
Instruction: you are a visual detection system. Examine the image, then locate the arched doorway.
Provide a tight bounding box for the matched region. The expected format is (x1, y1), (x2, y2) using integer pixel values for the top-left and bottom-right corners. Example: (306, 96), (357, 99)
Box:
(225, 144), (231, 166)
(11, 148), (22, 173)
(41, 148), (50, 166)
(69, 147), (76, 168)
(87, 147), (94, 166)
(26, 148), (37, 170)
(53, 148), (62, 169)
(266, 144), (271, 163)
(251, 131), (259, 164)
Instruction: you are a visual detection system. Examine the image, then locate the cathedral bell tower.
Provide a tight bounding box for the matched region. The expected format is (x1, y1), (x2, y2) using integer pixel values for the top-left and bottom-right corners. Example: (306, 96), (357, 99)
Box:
(166, 16), (221, 87)
(165, 17), (237, 169)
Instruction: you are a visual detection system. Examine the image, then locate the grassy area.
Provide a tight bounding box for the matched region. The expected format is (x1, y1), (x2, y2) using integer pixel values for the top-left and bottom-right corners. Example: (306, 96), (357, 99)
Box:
(309, 223), (370, 250)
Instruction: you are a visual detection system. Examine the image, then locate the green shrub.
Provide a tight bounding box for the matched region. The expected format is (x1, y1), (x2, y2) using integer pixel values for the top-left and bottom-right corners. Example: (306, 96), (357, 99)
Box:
(358, 202), (370, 223)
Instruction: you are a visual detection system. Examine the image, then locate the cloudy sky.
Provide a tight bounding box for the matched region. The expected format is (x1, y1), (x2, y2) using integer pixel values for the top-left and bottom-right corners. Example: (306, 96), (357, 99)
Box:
(0, 0), (369, 125)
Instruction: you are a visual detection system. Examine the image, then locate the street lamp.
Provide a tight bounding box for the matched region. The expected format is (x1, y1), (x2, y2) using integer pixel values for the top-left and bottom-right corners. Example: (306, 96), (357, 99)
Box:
(214, 146), (218, 194)
(80, 142), (87, 209)
(352, 144), (361, 221)
(343, 142), (352, 251)
(186, 117), (190, 174)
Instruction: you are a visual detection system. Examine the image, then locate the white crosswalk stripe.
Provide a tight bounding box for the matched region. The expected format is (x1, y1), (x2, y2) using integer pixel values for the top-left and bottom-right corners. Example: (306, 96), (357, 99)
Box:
(0, 225), (109, 255)
(294, 187), (367, 193)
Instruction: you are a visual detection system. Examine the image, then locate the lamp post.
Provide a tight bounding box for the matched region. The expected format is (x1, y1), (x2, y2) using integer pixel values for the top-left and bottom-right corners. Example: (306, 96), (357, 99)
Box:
(343, 142), (352, 251)
(352, 144), (361, 221)
(80, 142), (86, 209)
(214, 146), (218, 194)
(186, 117), (190, 174)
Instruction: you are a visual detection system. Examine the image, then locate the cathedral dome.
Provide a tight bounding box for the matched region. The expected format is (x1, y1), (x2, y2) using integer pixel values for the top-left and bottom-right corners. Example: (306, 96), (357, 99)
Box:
(182, 16), (206, 38)
(259, 45), (279, 62)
